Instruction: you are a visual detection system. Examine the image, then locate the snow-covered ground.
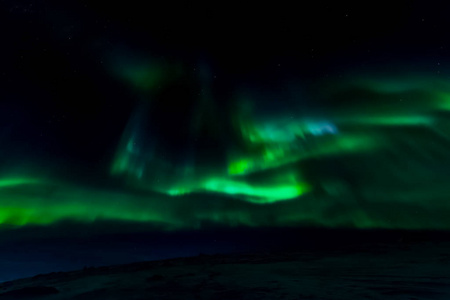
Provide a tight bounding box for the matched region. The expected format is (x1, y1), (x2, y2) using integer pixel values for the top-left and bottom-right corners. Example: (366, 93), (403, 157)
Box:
(1, 241), (450, 299)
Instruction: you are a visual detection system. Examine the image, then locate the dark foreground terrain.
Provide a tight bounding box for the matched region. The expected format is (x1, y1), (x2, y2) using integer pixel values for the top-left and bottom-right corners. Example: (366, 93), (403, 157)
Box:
(1, 238), (450, 299)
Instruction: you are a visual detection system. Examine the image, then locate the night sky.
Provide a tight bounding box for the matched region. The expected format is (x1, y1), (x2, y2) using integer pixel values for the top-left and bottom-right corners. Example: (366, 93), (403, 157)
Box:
(1, 0), (450, 280)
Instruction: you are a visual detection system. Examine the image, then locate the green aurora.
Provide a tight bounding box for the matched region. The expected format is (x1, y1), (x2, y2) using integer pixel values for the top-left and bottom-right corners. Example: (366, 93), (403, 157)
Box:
(3, 68), (450, 231)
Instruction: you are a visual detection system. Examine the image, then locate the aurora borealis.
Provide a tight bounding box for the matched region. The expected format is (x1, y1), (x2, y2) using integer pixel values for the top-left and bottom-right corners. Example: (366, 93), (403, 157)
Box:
(2, 0), (450, 236)
(1, 70), (450, 231)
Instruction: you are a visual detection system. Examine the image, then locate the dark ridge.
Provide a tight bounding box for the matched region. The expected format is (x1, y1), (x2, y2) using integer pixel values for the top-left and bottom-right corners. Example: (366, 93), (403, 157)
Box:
(0, 286), (59, 298)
